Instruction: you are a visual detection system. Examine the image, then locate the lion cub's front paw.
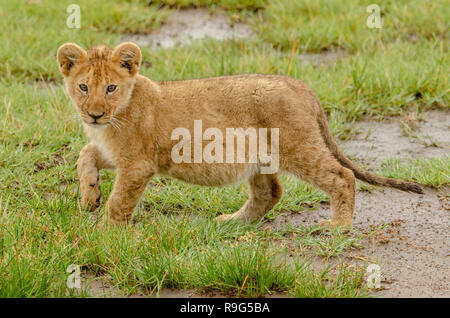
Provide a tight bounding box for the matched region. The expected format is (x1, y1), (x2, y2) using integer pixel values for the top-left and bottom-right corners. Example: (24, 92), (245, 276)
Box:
(216, 213), (239, 222)
(80, 174), (102, 211)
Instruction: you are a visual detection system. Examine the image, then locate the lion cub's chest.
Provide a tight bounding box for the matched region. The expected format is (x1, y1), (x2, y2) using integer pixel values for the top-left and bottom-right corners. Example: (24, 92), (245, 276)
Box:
(84, 125), (116, 166)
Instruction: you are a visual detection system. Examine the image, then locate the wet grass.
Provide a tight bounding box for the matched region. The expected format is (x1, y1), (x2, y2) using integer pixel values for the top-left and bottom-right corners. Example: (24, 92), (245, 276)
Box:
(0, 0), (448, 297)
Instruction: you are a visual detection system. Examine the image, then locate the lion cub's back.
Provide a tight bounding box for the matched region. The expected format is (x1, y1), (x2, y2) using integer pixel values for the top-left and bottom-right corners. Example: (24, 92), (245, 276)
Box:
(157, 74), (317, 128)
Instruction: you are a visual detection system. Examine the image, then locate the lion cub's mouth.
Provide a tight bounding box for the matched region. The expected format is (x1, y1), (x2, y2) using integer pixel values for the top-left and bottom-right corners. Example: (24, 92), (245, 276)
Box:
(84, 121), (109, 128)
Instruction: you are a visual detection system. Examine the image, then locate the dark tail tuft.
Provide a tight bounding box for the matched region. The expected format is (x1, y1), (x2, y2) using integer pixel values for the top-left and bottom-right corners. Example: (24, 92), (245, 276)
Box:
(386, 179), (424, 194)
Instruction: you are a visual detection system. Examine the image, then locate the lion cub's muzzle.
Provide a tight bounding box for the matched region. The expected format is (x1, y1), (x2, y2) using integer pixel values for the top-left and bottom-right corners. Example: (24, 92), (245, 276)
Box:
(87, 111), (105, 122)
(83, 110), (111, 126)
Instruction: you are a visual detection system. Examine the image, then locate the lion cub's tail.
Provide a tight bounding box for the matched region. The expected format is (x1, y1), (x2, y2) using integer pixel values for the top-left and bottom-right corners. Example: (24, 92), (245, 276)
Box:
(316, 105), (424, 194)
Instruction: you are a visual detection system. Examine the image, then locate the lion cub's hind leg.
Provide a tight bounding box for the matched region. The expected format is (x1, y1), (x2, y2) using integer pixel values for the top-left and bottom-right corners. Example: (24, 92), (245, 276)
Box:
(216, 173), (283, 222)
(77, 143), (113, 211)
(284, 143), (355, 228)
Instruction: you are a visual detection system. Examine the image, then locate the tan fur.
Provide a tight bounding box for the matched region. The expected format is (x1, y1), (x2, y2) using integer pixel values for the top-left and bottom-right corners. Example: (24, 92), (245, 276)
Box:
(57, 42), (423, 228)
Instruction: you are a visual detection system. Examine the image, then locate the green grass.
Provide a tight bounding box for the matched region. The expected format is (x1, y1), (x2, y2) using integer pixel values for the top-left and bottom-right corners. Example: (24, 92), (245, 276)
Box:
(0, 0), (448, 297)
(0, 0), (169, 83)
(252, 0), (448, 52)
(289, 262), (368, 298)
(381, 156), (450, 188)
(0, 203), (370, 297)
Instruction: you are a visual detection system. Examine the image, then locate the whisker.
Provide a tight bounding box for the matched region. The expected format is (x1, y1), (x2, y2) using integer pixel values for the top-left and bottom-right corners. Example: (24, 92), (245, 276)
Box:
(110, 117), (121, 130)
(108, 118), (119, 130)
(110, 116), (127, 130)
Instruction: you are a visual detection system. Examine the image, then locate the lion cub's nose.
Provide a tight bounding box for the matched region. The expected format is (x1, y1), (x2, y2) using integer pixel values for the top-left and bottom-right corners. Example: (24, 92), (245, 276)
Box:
(88, 112), (105, 121)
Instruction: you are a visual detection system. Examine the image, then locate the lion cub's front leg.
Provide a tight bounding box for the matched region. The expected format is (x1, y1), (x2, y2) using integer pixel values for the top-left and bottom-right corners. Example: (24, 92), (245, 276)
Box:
(77, 143), (114, 211)
(101, 163), (155, 226)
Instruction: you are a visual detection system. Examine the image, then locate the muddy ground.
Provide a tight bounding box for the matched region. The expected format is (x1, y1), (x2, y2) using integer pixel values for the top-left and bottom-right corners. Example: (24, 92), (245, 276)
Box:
(123, 8), (253, 49)
(83, 10), (449, 298)
(341, 110), (450, 167)
(271, 187), (449, 298)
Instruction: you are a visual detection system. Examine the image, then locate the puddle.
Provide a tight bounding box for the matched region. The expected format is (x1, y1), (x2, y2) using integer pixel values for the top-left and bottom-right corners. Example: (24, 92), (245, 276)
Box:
(123, 8), (253, 49)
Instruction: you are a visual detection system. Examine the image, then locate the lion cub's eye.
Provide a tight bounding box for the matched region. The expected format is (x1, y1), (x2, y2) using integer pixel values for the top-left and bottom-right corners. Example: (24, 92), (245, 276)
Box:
(79, 84), (88, 92)
(106, 85), (117, 94)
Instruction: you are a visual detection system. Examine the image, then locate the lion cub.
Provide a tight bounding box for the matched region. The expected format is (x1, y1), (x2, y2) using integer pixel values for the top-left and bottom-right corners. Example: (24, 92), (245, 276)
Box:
(57, 42), (423, 227)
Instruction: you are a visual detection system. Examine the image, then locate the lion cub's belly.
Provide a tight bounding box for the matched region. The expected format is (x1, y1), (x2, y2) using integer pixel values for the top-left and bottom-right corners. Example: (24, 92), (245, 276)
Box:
(160, 162), (259, 186)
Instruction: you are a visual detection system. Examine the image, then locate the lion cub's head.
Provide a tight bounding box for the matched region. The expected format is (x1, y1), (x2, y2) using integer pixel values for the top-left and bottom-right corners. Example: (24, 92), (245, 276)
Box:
(57, 42), (142, 127)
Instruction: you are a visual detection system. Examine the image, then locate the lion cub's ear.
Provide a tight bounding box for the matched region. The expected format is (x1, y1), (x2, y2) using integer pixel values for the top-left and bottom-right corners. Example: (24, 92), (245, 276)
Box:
(56, 43), (87, 77)
(112, 42), (142, 76)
